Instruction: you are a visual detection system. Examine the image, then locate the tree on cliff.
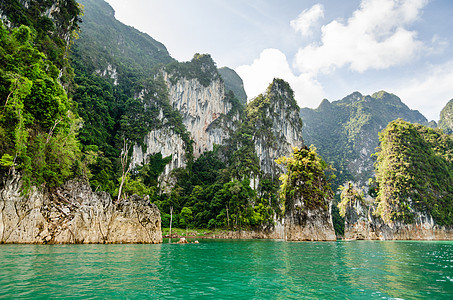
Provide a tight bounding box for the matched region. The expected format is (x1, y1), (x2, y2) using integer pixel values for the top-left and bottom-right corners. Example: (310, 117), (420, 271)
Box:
(276, 146), (334, 213)
(0, 23), (83, 191)
(338, 182), (364, 217)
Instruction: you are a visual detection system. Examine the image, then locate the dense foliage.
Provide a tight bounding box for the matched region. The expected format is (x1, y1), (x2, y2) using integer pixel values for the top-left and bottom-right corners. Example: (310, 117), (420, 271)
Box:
(165, 53), (220, 87)
(276, 146), (334, 213)
(68, 0), (190, 195)
(338, 182), (364, 217)
(0, 21), (82, 191)
(0, 0), (81, 86)
(374, 119), (453, 225)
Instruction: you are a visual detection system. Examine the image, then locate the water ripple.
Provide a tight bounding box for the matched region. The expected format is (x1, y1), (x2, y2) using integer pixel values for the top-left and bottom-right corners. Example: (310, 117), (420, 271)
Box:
(0, 240), (452, 298)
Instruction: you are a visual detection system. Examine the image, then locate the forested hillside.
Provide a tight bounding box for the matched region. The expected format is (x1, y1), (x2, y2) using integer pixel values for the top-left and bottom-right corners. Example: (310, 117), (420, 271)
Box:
(2, 0), (451, 239)
(66, 0), (308, 230)
(300, 91), (428, 187)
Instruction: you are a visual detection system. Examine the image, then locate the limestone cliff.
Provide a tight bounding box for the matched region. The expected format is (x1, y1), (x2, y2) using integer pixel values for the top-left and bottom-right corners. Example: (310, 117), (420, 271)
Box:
(285, 206), (336, 241)
(277, 146), (336, 241)
(163, 55), (237, 158)
(131, 119), (186, 185)
(344, 120), (453, 240)
(131, 55), (239, 184)
(248, 79), (304, 176)
(0, 173), (162, 244)
(343, 199), (453, 240)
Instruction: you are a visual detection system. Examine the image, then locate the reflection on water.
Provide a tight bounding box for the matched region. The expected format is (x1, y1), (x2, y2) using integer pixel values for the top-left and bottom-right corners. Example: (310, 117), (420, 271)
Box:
(0, 240), (452, 299)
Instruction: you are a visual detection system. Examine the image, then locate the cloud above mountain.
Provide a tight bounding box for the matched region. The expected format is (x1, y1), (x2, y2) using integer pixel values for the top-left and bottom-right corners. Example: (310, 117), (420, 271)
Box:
(236, 0), (435, 111)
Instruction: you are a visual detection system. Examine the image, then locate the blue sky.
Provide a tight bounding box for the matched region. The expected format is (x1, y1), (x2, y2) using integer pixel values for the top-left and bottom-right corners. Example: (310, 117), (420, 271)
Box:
(105, 0), (453, 121)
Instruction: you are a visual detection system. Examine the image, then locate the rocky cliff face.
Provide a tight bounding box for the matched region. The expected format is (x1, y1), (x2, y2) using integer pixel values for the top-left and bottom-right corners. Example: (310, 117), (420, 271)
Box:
(343, 119), (453, 240)
(249, 79), (304, 176)
(131, 56), (239, 183)
(344, 199), (453, 240)
(0, 173), (162, 244)
(131, 120), (186, 184)
(285, 205), (336, 241)
(163, 71), (233, 158)
(439, 99), (453, 134)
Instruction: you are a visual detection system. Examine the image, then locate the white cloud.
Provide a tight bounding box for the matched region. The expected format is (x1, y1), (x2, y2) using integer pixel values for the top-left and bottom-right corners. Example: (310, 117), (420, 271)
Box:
(290, 4), (324, 37)
(294, 0), (428, 74)
(235, 49), (325, 108)
(393, 61), (453, 121)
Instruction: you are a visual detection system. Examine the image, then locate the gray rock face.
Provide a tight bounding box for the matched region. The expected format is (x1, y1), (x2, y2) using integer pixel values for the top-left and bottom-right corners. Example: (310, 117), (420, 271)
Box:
(344, 199), (453, 240)
(0, 173), (162, 244)
(252, 79), (304, 176)
(131, 118), (186, 184)
(284, 202), (336, 241)
(130, 71), (236, 186)
(163, 72), (234, 158)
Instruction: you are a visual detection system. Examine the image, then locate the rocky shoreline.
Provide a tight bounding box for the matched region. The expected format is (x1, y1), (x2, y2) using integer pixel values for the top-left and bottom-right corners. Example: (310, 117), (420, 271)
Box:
(0, 173), (162, 244)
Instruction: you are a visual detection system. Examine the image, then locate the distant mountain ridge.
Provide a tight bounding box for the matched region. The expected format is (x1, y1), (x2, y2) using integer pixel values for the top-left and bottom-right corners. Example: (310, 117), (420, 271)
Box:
(300, 91), (428, 187)
(218, 67), (247, 104)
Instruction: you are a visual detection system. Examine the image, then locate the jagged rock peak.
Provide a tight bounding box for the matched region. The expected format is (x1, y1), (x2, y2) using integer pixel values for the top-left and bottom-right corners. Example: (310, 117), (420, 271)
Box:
(439, 99), (453, 133)
(318, 98), (331, 110)
(266, 78), (298, 108)
(341, 91), (363, 103)
(248, 79), (304, 175)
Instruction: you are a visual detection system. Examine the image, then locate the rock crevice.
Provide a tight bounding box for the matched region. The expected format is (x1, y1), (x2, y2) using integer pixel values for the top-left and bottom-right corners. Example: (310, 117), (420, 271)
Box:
(0, 172), (162, 244)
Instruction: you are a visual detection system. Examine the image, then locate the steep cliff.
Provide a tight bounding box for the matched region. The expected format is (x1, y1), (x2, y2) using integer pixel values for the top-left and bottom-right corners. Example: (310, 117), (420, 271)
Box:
(129, 54), (240, 185)
(278, 147), (336, 241)
(343, 198), (453, 240)
(248, 79), (304, 176)
(438, 99), (453, 134)
(343, 120), (453, 240)
(0, 172), (162, 244)
(301, 91), (428, 187)
(163, 55), (236, 158)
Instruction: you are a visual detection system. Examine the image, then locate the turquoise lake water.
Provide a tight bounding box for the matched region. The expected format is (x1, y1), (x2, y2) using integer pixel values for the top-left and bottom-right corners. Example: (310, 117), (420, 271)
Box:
(0, 240), (452, 299)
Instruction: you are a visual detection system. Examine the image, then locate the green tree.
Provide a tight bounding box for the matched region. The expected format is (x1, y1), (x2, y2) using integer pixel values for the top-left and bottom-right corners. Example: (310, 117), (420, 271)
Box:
(276, 146), (334, 213)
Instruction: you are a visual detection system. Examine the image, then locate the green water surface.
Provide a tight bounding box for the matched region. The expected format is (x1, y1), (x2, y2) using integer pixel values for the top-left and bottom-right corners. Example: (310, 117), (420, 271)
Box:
(0, 240), (452, 299)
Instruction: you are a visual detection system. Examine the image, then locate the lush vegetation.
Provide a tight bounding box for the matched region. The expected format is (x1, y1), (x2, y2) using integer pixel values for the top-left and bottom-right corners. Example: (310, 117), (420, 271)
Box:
(338, 182), (364, 218)
(165, 53), (220, 87)
(374, 119), (453, 225)
(0, 0), (81, 86)
(0, 0), (84, 192)
(152, 80), (306, 230)
(276, 146), (334, 213)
